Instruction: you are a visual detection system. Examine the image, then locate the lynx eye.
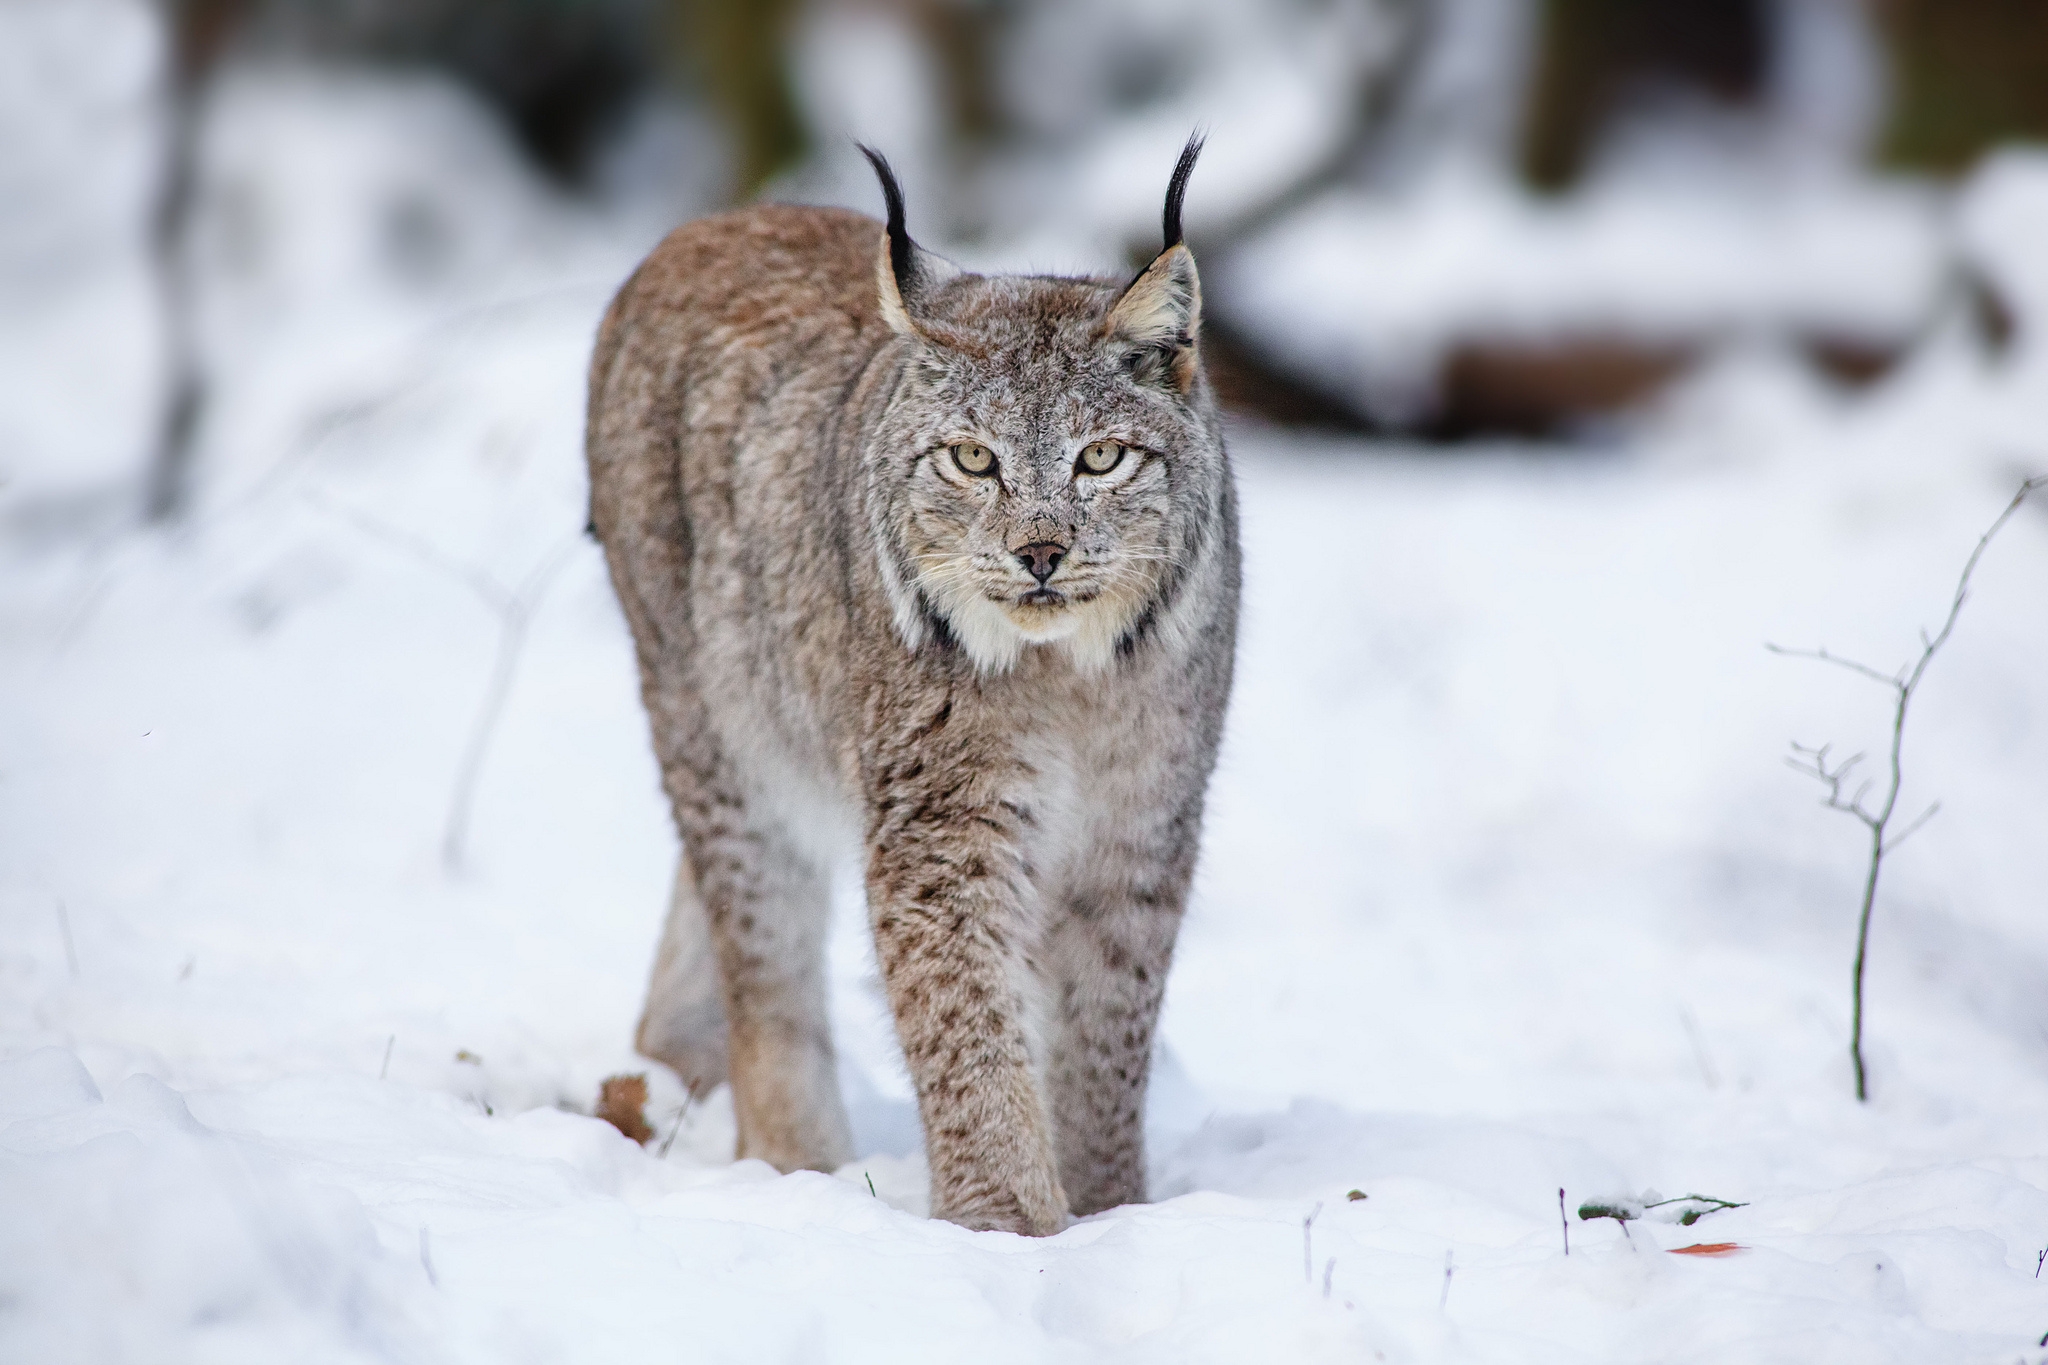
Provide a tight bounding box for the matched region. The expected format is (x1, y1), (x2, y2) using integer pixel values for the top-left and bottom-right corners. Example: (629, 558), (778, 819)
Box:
(950, 441), (996, 477)
(1077, 440), (1125, 476)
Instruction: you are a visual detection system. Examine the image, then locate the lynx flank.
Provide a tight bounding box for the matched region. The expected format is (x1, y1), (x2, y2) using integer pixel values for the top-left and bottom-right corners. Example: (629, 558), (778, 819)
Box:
(585, 137), (1238, 1235)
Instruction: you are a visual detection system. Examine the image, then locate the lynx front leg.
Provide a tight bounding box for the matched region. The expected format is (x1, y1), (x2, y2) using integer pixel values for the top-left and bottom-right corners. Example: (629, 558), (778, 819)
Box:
(1042, 883), (1183, 1216)
(866, 765), (1066, 1234)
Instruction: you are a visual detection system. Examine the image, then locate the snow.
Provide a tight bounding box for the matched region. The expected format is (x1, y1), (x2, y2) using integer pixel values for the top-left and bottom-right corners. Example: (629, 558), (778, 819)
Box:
(5, 19), (2048, 1365)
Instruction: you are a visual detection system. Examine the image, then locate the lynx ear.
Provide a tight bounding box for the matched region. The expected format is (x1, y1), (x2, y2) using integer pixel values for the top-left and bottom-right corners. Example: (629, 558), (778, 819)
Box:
(1105, 133), (1205, 393)
(859, 144), (960, 339)
(1106, 245), (1201, 391)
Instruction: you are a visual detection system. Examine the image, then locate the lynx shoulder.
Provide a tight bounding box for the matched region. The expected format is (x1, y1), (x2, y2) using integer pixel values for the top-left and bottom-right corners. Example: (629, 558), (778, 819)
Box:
(586, 137), (1238, 1235)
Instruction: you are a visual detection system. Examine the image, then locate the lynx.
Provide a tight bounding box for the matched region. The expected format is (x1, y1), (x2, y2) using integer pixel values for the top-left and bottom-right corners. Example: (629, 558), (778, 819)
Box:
(585, 136), (1238, 1235)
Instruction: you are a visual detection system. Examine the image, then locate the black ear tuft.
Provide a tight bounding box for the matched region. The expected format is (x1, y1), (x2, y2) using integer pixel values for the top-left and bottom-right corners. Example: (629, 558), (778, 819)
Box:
(858, 143), (915, 294)
(1162, 131), (1205, 250)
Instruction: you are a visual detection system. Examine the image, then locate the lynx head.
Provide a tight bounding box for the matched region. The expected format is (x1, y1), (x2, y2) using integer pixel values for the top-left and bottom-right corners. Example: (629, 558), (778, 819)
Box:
(860, 137), (1228, 676)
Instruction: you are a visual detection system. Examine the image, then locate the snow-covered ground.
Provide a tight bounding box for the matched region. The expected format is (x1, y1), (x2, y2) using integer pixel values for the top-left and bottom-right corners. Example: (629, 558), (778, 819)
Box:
(6, 25), (2048, 1365)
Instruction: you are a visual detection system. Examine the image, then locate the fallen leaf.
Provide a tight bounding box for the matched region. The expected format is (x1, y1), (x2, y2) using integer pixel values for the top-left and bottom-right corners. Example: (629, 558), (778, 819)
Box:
(595, 1073), (654, 1144)
(1668, 1242), (1743, 1257)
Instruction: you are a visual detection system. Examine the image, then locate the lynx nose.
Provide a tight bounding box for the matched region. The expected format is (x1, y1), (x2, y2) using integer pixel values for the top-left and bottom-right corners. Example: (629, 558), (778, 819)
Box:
(1015, 542), (1065, 584)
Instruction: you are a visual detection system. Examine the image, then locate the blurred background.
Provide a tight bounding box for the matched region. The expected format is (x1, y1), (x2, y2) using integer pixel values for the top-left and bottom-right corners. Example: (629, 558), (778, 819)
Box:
(8, 0), (2048, 530)
(6, 13), (2048, 1351)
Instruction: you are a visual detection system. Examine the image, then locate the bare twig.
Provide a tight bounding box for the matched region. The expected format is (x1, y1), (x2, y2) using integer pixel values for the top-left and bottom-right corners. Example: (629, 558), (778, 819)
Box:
(1186, 0), (1436, 257)
(1438, 1250), (1454, 1310)
(1322, 1257), (1336, 1300)
(55, 900), (79, 979)
(379, 1034), (395, 1080)
(1764, 646), (1902, 690)
(1678, 1007), (1720, 1089)
(440, 541), (577, 871)
(1770, 475), (2044, 1101)
(1559, 1188), (1569, 1256)
(305, 491), (580, 872)
(657, 1090), (697, 1159)
(1303, 1202), (1322, 1284)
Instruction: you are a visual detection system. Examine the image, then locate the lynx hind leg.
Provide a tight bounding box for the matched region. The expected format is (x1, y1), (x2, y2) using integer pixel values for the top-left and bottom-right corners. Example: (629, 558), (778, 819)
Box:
(1043, 893), (1179, 1217)
(636, 856), (729, 1097)
(689, 810), (854, 1175)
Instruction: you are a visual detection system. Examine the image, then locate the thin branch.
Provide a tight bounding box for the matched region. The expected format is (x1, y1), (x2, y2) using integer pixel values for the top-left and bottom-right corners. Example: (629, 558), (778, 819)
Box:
(1881, 802), (1941, 856)
(304, 490), (511, 613)
(305, 491), (581, 872)
(1763, 643), (1903, 689)
(1773, 474), (2043, 1101)
(1783, 744), (1878, 828)
(55, 900), (80, 979)
(1187, 0), (1435, 257)
(439, 537), (579, 871)
(1910, 476), (2046, 688)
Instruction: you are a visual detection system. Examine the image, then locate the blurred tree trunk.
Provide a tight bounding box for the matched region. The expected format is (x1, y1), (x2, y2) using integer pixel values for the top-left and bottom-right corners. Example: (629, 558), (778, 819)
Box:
(1874, 0), (2048, 172)
(146, 0), (250, 522)
(912, 0), (1002, 152)
(665, 0), (805, 201)
(1519, 0), (1768, 191)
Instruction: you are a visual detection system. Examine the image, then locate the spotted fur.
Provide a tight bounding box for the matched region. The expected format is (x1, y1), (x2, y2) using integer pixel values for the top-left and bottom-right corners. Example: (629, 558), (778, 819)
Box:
(586, 138), (1238, 1234)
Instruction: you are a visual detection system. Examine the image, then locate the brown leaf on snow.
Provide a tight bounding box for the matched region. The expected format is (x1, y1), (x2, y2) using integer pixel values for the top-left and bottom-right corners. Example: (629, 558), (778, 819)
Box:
(1668, 1242), (1744, 1257)
(595, 1073), (654, 1144)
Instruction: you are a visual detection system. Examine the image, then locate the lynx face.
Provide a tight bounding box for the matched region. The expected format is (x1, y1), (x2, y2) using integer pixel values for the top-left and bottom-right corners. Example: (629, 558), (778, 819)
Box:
(867, 217), (1218, 676)
(875, 279), (1215, 674)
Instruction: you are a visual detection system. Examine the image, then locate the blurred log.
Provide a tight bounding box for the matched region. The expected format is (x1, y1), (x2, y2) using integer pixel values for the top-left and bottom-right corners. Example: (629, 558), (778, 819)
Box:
(1199, 323), (1694, 440)
(1207, 326), (1906, 440)
(1200, 318), (1393, 434)
(1805, 335), (1905, 387)
(1434, 337), (1693, 436)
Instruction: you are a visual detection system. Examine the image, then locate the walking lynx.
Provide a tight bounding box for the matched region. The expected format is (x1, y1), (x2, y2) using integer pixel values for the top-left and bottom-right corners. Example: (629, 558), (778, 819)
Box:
(585, 137), (1238, 1235)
